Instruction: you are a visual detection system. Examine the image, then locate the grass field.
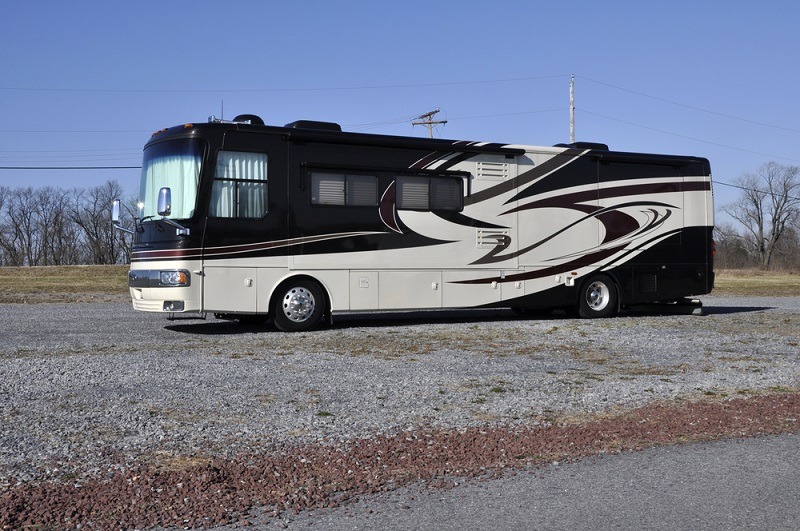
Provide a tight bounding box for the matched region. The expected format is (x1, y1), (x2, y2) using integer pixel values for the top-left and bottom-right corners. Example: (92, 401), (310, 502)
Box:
(713, 269), (800, 297)
(0, 265), (799, 303)
(0, 265), (129, 303)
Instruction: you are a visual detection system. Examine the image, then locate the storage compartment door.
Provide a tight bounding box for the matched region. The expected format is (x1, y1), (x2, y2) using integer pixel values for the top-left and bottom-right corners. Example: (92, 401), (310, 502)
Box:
(379, 271), (442, 310)
(203, 267), (257, 312)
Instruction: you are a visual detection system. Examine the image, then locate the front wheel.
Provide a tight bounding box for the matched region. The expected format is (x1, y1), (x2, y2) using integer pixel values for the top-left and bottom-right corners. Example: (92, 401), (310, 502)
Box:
(577, 275), (618, 318)
(272, 280), (326, 332)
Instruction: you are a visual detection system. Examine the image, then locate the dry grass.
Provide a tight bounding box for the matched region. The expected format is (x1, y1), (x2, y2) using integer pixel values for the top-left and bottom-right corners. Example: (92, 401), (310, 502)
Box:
(0, 265), (129, 303)
(0, 265), (799, 303)
(713, 269), (800, 297)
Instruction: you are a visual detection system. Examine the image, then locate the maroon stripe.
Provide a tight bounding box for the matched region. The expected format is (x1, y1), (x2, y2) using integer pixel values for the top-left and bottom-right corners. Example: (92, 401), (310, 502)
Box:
(131, 233), (374, 262)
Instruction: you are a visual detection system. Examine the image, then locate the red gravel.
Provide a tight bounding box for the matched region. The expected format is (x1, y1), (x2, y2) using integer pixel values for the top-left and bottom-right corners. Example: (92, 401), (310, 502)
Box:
(2, 392), (799, 530)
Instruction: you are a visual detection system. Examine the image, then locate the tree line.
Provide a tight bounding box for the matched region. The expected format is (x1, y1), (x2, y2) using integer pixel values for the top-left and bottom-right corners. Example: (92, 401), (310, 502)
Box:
(715, 162), (800, 270)
(0, 180), (132, 266)
(1, 162), (798, 270)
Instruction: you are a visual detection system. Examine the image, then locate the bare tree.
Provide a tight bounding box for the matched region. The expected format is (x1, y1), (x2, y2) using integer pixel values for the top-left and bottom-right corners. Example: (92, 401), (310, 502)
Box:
(40, 187), (83, 265)
(2, 188), (43, 266)
(713, 222), (753, 269)
(0, 180), (133, 266)
(771, 224), (800, 271)
(70, 180), (129, 264)
(0, 187), (9, 265)
(722, 162), (800, 269)
(34, 187), (72, 265)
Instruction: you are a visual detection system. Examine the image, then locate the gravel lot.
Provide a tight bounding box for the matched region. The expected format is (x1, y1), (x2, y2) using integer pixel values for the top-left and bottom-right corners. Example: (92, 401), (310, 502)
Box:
(1, 295), (798, 488)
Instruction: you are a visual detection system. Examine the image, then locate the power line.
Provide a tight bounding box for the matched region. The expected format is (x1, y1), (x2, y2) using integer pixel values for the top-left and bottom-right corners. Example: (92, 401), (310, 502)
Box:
(0, 148), (140, 153)
(714, 180), (800, 202)
(3, 73), (795, 139)
(345, 113), (422, 131)
(448, 108), (565, 121)
(0, 75), (570, 95)
(580, 108), (800, 164)
(0, 166), (141, 170)
(577, 75), (800, 135)
(0, 129), (149, 134)
(0, 151), (139, 160)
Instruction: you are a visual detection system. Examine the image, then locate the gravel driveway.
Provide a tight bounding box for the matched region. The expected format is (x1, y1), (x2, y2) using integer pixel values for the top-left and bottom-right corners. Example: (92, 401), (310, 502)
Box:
(2, 295), (798, 487)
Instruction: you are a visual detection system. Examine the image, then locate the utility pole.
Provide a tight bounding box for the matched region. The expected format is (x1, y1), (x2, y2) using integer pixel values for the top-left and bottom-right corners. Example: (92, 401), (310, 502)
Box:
(569, 75), (575, 144)
(412, 109), (447, 138)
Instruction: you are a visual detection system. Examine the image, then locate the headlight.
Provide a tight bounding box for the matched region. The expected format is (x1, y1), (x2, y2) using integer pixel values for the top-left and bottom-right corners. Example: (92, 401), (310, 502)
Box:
(128, 269), (192, 288)
(159, 270), (189, 286)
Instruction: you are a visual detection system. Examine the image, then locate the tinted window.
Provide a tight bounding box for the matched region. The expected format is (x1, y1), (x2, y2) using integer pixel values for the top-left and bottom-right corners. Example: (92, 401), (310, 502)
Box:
(311, 172), (377, 206)
(397, 176), (462, 211)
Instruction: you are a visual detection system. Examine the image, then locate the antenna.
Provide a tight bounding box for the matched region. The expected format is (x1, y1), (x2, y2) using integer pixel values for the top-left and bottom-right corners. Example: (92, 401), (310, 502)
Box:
(208, 101), (226, 123)
(412, 109), (447, 138)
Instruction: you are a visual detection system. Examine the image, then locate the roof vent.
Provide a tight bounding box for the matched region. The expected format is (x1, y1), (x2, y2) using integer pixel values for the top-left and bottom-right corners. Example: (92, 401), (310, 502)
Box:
(284, 120), (342, 132)
(232, 114), (265, 125)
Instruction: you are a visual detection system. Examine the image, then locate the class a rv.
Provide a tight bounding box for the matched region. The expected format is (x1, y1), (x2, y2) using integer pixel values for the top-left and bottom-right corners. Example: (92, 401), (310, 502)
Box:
(113, 114), (714, 332)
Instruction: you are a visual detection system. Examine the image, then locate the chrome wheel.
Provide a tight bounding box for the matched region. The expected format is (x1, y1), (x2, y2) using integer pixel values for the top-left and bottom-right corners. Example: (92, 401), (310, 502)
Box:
(578, 274), (617, 318)
(282, 287), (316, 323)
(585, 281), (610, 312)
(273, 280), (325, 332)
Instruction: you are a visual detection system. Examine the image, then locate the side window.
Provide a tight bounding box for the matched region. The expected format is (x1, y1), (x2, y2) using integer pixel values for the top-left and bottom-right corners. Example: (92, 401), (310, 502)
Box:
(209, 151), (268, 218)
(311, 172), (345, 205)
(396, 176), (463, 211)
(347, 174), (379, 206)
(396, 176), (429, 209)
(311, 172), (377, 206)
(430, 177), (462, 210)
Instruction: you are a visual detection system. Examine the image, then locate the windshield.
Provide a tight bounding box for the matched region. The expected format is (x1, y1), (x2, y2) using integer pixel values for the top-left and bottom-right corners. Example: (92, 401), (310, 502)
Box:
(138, 138), (203, 219)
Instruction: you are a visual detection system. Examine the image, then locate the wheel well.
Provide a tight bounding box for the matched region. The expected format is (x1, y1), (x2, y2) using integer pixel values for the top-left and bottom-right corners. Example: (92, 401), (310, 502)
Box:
(268, 275), (330, 319)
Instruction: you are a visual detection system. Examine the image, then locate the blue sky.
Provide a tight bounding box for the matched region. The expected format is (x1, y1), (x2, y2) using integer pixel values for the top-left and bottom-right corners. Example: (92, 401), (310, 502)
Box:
(2, 1), (799, 227)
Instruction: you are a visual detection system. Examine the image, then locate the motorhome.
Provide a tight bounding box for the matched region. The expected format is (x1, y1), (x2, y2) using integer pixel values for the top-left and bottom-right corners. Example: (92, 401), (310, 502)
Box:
(114, 114), (714, 331)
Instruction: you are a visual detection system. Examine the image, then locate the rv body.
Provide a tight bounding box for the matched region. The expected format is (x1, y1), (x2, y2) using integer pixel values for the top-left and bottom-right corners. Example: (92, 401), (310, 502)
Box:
(124, 116), (714, 331)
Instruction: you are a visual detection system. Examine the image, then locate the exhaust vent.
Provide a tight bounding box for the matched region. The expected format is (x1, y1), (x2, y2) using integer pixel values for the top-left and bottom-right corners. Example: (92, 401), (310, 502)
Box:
(476, 161), (509, 181)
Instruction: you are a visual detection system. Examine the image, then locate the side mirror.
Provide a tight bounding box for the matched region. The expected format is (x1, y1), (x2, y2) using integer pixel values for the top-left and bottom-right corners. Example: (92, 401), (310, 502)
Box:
(157, 187), (172, 217)
(111, 198), (135, 235)
(155, 187), (190, 236)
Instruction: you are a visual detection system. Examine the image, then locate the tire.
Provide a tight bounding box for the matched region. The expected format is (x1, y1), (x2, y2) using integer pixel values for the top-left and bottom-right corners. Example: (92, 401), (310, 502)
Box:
(577, 274), (618, 318)
(272, 280), (325, 332)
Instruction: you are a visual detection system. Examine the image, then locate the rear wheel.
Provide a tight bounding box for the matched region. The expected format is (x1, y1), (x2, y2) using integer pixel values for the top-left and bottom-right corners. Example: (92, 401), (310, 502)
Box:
(272, 280), (325, 332)
(578, 274), (617, 318)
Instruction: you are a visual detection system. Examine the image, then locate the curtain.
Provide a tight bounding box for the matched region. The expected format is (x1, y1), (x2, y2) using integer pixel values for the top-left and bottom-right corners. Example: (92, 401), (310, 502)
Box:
(139, 140), (201, 219)
(210, 151), (268, 218)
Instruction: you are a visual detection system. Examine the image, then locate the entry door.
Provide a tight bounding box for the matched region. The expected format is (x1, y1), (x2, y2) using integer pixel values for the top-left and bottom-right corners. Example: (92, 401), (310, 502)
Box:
(201, 132), (288, 312)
